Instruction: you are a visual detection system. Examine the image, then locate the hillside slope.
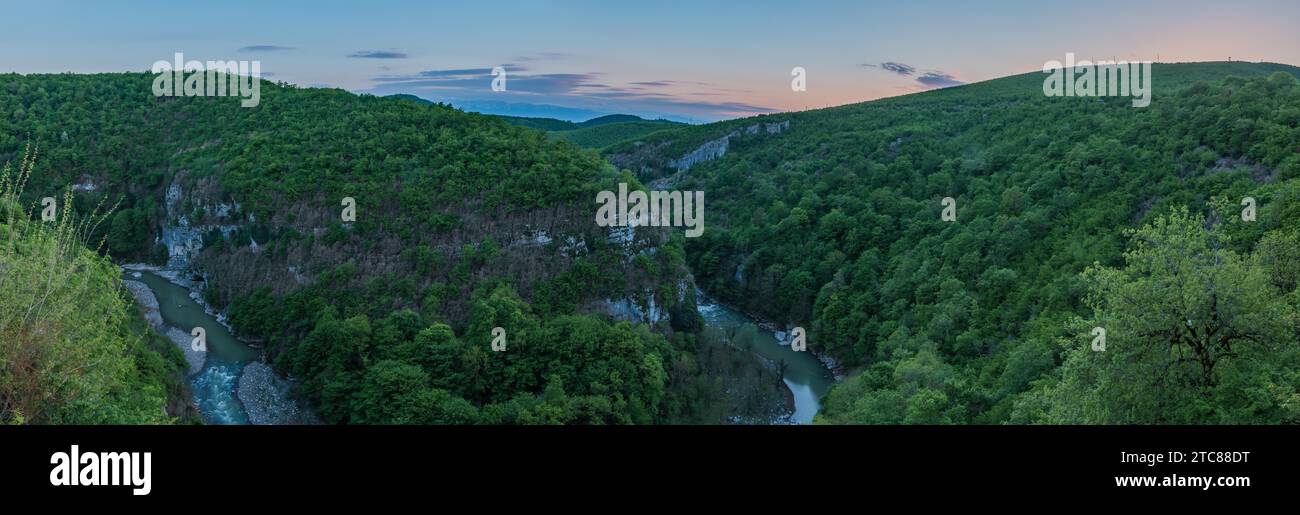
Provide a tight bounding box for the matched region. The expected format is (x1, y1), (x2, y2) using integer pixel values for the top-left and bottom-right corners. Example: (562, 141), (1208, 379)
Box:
(0, 74), (741, 424)
(0, 152), (194, 424)
(605, 61), (1300, 424)
(499, 113), (686, 149)
(388, 95), (687, 150)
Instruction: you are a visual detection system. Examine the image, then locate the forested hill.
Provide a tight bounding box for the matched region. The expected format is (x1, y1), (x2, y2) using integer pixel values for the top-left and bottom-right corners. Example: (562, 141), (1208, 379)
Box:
(386, 94), (687, 150)
(0, 73), (734, 424)
(4, 61), (1298, 426)
(605, 61), (1300, 424)
(496, 113), (686, 150)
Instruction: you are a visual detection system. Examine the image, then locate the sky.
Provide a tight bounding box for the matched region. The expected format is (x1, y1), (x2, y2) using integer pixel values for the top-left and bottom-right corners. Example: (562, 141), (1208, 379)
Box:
(2, 0), (1298, 122)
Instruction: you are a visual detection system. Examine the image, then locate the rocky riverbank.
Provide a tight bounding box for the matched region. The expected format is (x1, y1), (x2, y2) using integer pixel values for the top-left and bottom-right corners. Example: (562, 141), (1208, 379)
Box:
(123, 265), (317, 425)
(122, 263), (243, 339)
(699, 290), (847, 381)
(696, 290), (836, 423)
(236, 362), (320, 425)
(122, 277), (205, 375)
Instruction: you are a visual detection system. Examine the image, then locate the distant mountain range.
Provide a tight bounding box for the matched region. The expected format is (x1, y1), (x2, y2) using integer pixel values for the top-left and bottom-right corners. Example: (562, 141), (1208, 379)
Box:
(388, 94), (689, 149)
(496, 114), (687, 149)
(383, 94), (700, 124)
(496, 113), (661, 131)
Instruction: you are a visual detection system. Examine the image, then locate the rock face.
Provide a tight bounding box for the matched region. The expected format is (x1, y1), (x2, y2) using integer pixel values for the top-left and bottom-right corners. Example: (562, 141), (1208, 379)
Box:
(668, 121), (790, 172)
(601, 292), (665, 325)
(597, 278), (695, 326)
(608, 119), (790, 185)
(669, 136), (730, 171)
(161, 181), (244, 270)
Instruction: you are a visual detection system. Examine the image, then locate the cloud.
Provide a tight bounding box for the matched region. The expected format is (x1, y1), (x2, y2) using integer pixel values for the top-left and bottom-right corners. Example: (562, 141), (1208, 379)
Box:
(239, 45), (295, 52)
(878, 62), (916, 76)
(348, 50), (408, 59)
(371, 66), (531, 86)
(414, 66), (526, 78)
(361, 67), (773, 121)
(915, 72), (964, 88)
(514, 52), (570, 62)
(867, 61), (964, 89)
(373, 68), (599, 97)
(700, 101), (778, 113)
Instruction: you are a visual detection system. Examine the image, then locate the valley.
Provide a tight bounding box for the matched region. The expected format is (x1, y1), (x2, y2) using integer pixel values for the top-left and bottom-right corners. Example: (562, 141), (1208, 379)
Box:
(3, 61), (1299, 426)
(10, 2), (1300, 503)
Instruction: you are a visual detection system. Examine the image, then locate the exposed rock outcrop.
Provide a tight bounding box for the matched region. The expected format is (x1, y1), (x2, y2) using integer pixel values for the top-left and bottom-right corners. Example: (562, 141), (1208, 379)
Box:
(607, 119), (790, 184)
(670, 120), (790, 172)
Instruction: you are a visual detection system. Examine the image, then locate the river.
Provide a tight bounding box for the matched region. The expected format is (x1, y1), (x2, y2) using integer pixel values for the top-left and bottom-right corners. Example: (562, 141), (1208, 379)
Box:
(128, 270), (258, 424)
(130, 269), (833, 425)
(696, 294), (835, 424)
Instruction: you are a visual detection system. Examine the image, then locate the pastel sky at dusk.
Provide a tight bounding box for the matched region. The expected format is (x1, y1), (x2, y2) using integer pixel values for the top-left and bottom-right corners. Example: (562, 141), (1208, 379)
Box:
(2, 0), (1297, 121)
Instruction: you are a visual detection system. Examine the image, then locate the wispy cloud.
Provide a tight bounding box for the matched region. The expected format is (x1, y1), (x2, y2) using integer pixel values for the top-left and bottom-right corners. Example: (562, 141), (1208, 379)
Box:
(877, 61), (916, 76)
(373, 68), (597, 96)
(915, 71), (964, 88)
(239, 45), (295, 52)
(348, 50), (408, 59)
(363, 66), (773, 121)
(416, 65), (527, 78)
(866, 61), (964, 89)
(514, 52), (570, 62)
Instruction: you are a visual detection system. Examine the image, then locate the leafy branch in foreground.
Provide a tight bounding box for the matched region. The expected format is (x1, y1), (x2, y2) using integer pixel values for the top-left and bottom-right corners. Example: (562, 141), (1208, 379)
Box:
(1, 145), (172, 424)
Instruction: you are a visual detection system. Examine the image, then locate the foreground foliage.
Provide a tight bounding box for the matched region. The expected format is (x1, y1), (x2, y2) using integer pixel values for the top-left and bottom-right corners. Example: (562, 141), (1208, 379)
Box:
(0, 149), (189, 424)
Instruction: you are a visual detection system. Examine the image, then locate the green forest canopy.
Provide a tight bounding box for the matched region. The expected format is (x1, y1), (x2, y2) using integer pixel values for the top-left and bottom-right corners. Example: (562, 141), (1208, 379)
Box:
(0, 74), (748, 425)
(606, 62), (1300, 424)
(2, 61), (1298, 424)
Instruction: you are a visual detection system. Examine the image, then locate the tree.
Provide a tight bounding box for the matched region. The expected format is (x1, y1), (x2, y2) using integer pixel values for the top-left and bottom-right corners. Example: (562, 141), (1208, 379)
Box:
(1015, 208), (1298, 423)
(350, 360), (438, 424)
